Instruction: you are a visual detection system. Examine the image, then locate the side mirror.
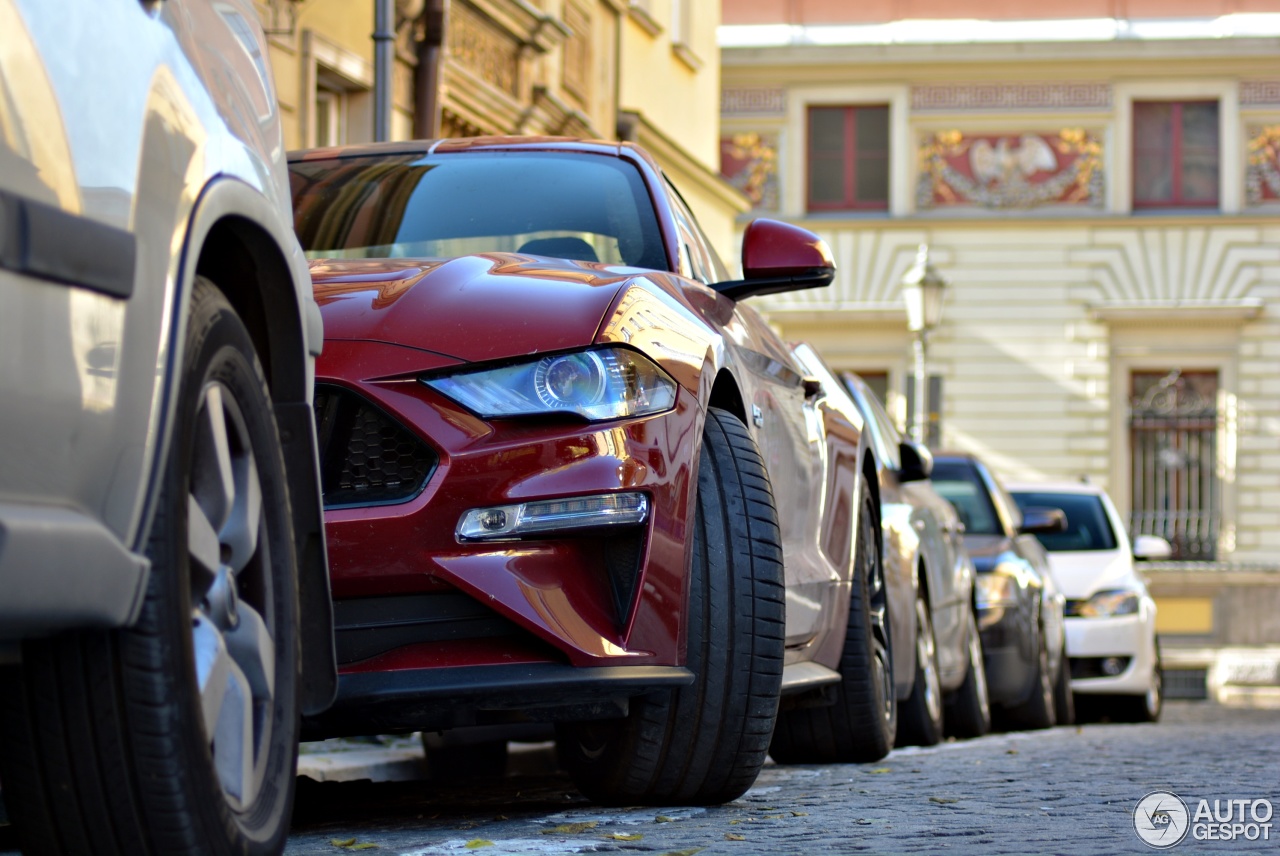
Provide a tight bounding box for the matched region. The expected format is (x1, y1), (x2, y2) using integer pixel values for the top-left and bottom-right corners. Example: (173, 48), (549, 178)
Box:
(1019, 506), (1067, 535)
(712, 219), (835, 301)
(898, 440), (933, 483)
(1133, 534), (1173, 561)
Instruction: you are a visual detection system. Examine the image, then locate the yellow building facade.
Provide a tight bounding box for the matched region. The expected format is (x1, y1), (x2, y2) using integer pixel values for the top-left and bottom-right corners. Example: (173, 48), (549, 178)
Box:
(720, 5), (1280, 699)
(253, 0), (745, 263)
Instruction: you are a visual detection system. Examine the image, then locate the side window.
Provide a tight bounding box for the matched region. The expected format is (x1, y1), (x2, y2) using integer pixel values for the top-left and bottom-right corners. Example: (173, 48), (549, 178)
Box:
(665, 179), (730, 284)
(862, 385), (902, 471)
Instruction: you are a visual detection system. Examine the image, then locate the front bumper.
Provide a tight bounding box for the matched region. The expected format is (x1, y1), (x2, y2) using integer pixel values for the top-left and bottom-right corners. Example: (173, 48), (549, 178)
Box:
(302, 662), (694, 738)
(1065, 614), (1157, 696)
(306, 340), (702, 737)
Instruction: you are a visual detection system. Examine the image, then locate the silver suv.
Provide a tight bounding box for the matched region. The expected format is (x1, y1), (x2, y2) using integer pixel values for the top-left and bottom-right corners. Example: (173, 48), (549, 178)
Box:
(0, 2), (334, 853)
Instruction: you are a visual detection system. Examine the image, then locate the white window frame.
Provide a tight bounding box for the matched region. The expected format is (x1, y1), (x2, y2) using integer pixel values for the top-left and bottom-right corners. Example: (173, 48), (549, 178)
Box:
(1107, 322), (1241, 557)
(784, 84), (911, 219)
(1113, 80), (1241, 215)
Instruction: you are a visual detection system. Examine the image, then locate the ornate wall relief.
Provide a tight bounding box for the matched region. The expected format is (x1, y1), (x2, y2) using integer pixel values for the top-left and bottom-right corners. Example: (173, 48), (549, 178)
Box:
(1246, 125), (1280, 205)
(720, 132), (779, 211)
(450, 1), (521, 97)
(916, 129), (1104, 210)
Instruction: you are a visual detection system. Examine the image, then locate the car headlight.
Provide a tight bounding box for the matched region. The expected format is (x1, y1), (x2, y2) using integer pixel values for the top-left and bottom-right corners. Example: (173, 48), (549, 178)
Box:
(975, 572), (1019, 609)
(423, 347), (677, 422)
(1072, 590), (1140, 618)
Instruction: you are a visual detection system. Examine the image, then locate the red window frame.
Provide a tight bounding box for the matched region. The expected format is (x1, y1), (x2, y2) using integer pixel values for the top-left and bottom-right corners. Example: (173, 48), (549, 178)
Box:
(1133, 100), (1220, 209)
(806, 105), (889, 212)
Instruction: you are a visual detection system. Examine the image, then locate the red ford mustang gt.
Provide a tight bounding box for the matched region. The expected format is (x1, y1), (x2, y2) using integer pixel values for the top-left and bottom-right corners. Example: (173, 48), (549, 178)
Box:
(289, 138), (889, 804)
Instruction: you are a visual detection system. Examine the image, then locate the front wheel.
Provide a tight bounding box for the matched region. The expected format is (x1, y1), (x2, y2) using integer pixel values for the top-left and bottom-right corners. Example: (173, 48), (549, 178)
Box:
(944, 606), (991, 739)
(769, 473), (895, 764)
(897, 586), (944, 747)
(998, 628), (1056, 731)
(1052, 642), (1075, 726)
(0, 277), (301, 856)
(556, 407), (785, 805)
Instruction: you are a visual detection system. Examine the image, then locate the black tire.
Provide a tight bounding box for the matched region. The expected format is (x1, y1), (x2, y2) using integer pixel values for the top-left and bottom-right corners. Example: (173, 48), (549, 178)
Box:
(770, 473), (896, 764)
(0, 278), (300, 856)
(1052, 642), (1075, 726)
(999, 627), (1056, 731)
(897, 585), (944, 747)
(944, 606), (991, 739)
(555, 407), (785, 805)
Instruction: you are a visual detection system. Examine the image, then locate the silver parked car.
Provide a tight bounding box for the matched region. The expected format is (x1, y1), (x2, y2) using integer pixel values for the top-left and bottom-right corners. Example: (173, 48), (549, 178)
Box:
(0, 2), (334, 854)
(832, 366), (990, 744)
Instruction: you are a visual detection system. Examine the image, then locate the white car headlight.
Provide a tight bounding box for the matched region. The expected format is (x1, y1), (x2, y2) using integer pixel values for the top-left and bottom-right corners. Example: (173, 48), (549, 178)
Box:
(1072, 589), (1140, 618)
(424, 347), (677, 422)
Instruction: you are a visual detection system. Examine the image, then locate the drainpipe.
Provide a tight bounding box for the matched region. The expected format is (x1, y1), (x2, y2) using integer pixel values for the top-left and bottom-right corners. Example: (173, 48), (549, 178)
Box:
(373, 0), (394, 141)
(415, 0), (449, 138)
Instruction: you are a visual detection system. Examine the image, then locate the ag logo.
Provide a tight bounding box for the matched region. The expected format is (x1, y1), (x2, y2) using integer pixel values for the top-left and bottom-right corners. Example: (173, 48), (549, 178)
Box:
(1134, 790), (1191, 848)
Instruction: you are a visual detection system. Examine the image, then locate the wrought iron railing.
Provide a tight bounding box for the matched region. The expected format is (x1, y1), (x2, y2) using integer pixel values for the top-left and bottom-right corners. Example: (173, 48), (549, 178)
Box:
(1129, 369), (1219, 561)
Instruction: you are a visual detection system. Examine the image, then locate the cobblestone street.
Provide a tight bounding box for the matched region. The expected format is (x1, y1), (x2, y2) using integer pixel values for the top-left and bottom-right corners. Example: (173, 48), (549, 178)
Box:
(2, 703), (1274, 854)
(271, 703), (1278, 855)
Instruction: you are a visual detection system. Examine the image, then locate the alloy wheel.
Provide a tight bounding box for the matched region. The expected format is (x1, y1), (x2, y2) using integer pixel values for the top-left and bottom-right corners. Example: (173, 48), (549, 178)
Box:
(187, 381), (276, 811)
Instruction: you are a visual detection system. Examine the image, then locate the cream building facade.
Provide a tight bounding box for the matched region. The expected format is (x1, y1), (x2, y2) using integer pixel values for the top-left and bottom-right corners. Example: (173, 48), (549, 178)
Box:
(721, 3), (1280, 696)
(252, 0), (746, 262)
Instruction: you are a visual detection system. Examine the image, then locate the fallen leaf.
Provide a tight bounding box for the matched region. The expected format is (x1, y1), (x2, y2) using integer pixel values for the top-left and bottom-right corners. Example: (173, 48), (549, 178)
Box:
(870, 767), (892, 774)
(725, 832), (746, 841)
(605, 833), (643, 841)
(351, 846), (379, 852)
(1006, 749), (1019, 755)
(655, 815), (675, 823)
(728, 819), (743, 825)
(330, 840), (356, 848)
(791, 811), (809, 817)
(659, 850), (705, 856)
(930, 797), (959, 805)
(543, 822), (598, 835)
(464, 841), (493, 850)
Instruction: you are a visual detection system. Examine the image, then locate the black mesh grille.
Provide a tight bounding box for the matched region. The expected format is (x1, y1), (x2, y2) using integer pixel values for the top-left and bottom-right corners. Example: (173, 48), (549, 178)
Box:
(314, 384), (436, 508)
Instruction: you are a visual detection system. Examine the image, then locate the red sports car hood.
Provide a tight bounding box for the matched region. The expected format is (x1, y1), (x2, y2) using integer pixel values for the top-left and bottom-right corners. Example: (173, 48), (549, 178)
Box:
(310, 255), (637, 363)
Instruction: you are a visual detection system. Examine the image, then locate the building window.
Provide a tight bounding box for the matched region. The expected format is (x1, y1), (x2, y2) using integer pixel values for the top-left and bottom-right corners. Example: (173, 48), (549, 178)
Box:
(1133, 101), (1219, 208)
(1129, 368), (1219, 559)
(315, 87), (346, 148)
(807, 105), (889, 211)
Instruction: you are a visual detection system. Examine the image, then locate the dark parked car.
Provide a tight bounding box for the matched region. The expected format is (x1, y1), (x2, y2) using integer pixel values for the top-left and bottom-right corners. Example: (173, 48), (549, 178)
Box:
(930, 453), (1072, 729)
(0, 2), (334, 854)
(289, 137), (890, 804)
(828, 368), (990, 744)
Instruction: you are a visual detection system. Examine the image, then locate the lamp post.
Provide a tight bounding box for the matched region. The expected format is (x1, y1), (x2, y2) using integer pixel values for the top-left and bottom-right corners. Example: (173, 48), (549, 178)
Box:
(901, 244), (948, 445)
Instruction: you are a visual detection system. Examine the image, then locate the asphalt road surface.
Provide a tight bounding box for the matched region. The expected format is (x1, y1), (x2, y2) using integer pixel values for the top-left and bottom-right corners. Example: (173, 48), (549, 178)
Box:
(1, 702), (1275, 855)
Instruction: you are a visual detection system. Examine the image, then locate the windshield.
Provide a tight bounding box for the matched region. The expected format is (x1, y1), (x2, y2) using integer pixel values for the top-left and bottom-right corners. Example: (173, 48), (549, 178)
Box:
(1012, 491), (1118, 552)
(931, 461), (1001, 535)
(289, 151), (668, 270)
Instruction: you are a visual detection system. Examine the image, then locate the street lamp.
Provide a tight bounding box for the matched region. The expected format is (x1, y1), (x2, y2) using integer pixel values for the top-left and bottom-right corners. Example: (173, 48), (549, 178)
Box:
(900, 244), (947, 445)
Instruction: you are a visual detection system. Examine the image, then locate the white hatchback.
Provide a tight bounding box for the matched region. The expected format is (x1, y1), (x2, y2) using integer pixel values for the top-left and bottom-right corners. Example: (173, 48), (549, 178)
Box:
(1007, 481), (1171, 722)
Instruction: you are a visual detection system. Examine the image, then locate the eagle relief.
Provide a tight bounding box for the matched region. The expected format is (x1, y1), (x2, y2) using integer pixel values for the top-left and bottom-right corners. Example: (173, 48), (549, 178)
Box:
(917, 129), (1104, 209)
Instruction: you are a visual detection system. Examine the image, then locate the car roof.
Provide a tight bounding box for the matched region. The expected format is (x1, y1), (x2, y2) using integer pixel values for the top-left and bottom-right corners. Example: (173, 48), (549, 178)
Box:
(288, 136), (641, 164)
(1005, 480), (1106, 496)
